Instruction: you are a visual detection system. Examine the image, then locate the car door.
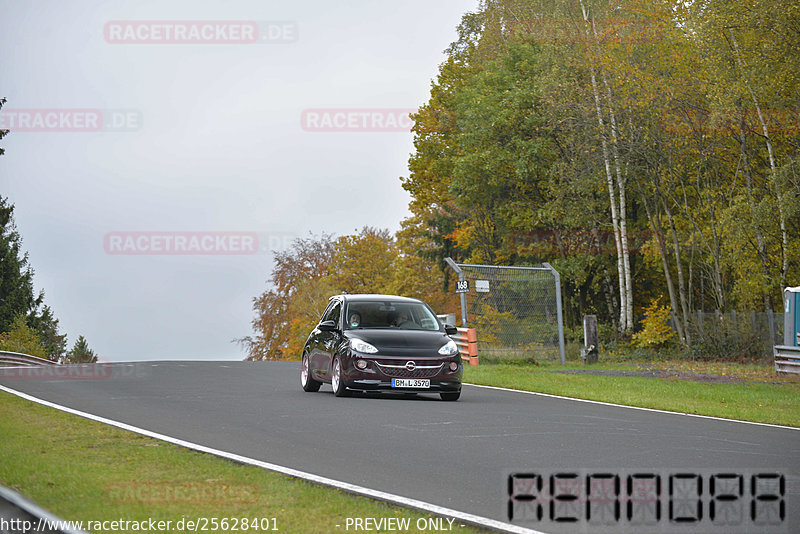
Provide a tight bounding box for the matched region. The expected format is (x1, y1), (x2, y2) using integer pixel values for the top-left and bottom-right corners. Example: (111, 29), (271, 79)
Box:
(318, 299), (343, 377)
(310, 299), (342, 379)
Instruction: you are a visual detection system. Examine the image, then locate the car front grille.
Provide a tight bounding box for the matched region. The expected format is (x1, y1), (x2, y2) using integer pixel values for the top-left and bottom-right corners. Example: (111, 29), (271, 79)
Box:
(374, 361), (444, 378)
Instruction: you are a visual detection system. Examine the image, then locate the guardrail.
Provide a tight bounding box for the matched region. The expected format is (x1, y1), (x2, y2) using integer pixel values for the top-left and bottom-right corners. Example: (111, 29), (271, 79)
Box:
(0, 350), (56, 367)
(0, 484), (88, 534)
(452, 328), (478, 366)
(773, 345), (800, 374)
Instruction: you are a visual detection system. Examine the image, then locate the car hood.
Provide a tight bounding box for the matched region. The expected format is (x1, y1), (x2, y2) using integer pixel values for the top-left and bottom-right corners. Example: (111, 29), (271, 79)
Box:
(345, 329), (451, 353)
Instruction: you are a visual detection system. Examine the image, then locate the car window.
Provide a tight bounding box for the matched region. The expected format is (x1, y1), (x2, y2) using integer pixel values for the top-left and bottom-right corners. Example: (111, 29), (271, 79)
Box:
(322, 300), (342, 326)
(344, 301), (440, 331)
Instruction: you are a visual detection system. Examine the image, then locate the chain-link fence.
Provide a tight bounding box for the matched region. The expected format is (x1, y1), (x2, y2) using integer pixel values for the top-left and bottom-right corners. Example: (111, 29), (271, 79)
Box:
(446, 260), (565, 363)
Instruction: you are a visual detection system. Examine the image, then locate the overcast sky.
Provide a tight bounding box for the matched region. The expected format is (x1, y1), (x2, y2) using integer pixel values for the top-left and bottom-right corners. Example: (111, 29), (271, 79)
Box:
(1, 0), (478, 361)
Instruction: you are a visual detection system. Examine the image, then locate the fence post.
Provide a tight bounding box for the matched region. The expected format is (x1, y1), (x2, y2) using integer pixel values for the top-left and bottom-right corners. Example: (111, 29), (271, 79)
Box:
(583, 315), (598, 364)
(543, 262), (566, 364)
(767, 308), (776, 346)
(444, 257), (468, 328)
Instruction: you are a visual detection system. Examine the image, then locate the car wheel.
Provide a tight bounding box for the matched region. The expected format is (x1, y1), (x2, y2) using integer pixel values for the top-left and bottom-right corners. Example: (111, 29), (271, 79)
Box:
(301, 352), (321, 392)
(331, 357), (350, 397)
(440, 391), (460, 401)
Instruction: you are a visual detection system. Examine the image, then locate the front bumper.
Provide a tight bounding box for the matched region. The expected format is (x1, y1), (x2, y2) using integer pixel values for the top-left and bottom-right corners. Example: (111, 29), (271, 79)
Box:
(346, 379), (462, 392)
(341, 355), (462, 392)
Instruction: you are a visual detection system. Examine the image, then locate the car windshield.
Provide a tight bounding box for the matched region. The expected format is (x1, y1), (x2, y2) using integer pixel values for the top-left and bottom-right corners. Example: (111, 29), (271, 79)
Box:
(344, 301), (440, 331)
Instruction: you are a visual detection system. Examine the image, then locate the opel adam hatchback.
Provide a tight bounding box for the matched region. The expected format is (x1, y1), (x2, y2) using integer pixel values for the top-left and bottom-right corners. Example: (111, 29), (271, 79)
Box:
(300, 294), (462, 400)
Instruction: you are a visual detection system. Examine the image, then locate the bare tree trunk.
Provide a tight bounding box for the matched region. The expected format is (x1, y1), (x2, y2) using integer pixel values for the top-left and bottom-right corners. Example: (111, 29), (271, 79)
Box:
(592, 14), (633, 334)
(730, 31), (788, 292)
(642, 193), (686, 345)
(592, 225), (619, 322)
(663, 199), (691, 345)
(737, 122), (775, 312)
(670, 167), (725, 311)
(579, 0), (628, 333)
(601, 73), (633, 333)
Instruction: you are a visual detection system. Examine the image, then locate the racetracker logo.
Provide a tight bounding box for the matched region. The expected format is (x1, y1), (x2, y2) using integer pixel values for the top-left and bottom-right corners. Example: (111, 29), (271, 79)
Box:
(103, 232), (296, 255)
(105, 482), (258, 505)
(660, 107), (800, 135)
(0, 363), (147, 381)
(300, 108), (416, 132)
(104, 232), (259, 255)
(104, 20), (297, 44)
(508, 18), (663, 43)
(510, 229), (651, 256)
(0, 109), (142, 132)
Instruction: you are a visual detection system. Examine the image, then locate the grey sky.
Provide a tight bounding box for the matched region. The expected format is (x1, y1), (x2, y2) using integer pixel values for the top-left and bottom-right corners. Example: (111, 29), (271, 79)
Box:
(1, 0), (478, 361)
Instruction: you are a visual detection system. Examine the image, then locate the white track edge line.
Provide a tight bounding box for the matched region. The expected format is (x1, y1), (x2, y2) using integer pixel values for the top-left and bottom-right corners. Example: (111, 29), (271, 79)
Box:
(463, 382), (799, 430)
(0, 385), (545, 534)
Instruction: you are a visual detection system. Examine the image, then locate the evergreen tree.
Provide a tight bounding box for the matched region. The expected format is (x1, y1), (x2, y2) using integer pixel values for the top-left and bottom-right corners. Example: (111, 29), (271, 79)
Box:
(29, 305), (67, 362)
(0, 196), (43, 332)
(0, 102), (68, 361)
(66, 335), (97, 363)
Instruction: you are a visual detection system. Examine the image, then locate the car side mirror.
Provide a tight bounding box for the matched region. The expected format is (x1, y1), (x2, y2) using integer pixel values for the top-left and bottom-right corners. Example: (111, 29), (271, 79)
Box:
(318, 320), (338, 331)
(444, 324), (458, 336)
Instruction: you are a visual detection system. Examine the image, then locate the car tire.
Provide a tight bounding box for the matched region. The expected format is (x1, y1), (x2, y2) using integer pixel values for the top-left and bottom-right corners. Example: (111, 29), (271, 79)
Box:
(301, 352), (321, 392)
(331, 357), (350, 397)
(440, 391), (460, 401)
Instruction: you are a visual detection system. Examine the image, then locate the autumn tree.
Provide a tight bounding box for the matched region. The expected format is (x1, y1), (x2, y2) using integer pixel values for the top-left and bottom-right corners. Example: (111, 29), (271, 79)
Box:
(401, 0), (799, 341)
(0, 314), (47, 359)
(241, 228), (454, 361)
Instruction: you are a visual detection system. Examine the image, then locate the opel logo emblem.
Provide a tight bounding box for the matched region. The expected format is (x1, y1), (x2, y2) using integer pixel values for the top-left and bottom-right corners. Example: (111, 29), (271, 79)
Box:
(405, 361), (416, 372)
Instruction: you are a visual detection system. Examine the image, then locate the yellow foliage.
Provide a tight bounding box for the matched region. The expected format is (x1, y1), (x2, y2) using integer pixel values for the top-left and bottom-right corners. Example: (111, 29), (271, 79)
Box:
(470, 304), (515, 344)
(633, 299), (677, 348)
(0, 314), (48, 359)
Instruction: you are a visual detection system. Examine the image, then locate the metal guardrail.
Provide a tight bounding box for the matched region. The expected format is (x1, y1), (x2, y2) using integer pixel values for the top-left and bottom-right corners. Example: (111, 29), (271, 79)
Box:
(0, 350), (56, 367)
(0, 485), (88, 534)
(773, 345), (800, 374)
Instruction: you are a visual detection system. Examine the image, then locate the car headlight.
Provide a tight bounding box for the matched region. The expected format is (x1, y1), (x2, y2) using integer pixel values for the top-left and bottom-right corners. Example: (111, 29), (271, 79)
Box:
(438, 339), (459, 356)
(350, 338), (379, 354)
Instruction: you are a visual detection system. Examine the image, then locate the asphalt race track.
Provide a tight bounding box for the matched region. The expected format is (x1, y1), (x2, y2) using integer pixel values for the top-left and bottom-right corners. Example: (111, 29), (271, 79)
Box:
(2, 361), (798, 533)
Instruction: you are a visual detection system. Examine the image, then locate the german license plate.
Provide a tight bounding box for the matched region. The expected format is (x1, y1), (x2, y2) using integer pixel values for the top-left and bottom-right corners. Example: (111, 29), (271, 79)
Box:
(392, 378), (430, 388)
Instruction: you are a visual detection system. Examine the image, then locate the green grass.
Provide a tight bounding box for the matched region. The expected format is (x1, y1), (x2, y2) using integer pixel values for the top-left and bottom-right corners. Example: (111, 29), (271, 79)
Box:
(463, 360), (800, 427)
(0, 391), (487, 534)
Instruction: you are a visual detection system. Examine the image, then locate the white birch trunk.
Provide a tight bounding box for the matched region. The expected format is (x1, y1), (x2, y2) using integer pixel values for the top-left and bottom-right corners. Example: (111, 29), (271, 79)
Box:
(580, 0), (628, 332)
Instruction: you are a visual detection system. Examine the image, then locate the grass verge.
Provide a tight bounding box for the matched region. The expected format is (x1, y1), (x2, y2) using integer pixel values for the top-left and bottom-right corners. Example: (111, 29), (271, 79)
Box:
(0, 391), (487, 534)
(463, 360), (800, 427)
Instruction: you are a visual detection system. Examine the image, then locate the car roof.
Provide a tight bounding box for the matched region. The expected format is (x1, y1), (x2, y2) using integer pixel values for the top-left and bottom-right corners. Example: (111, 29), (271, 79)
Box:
(331, 294), (424, 304)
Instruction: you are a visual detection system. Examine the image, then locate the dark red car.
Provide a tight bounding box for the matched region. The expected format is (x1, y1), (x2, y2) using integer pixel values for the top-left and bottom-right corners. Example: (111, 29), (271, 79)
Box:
(300, 294), (463, 401)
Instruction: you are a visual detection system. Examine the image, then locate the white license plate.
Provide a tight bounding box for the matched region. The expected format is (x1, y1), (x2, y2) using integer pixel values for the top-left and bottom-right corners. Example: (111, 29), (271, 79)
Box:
(392, 378), (430, 388)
